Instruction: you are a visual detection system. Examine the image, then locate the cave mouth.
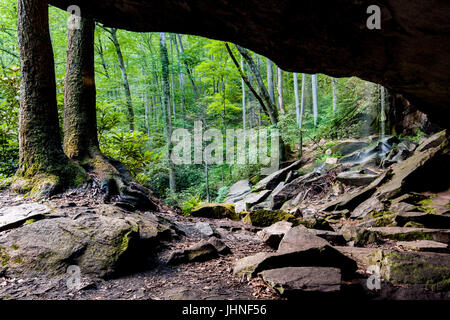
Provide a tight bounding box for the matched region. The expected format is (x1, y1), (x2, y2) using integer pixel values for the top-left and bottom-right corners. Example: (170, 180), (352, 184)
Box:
(47, 0), (450, 130)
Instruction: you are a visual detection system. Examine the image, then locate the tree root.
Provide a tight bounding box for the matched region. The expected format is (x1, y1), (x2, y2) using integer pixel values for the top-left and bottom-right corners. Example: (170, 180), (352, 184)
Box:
(81, 153), (162, 212)
(2, 152), (164, 214)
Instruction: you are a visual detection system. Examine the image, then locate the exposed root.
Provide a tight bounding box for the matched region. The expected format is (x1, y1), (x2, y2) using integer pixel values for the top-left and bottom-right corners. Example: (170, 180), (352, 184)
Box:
(81, 152), (162, 212)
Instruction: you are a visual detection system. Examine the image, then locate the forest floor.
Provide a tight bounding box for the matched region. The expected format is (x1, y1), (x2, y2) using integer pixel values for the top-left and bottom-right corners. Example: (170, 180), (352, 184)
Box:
(0, 189), (278, 300)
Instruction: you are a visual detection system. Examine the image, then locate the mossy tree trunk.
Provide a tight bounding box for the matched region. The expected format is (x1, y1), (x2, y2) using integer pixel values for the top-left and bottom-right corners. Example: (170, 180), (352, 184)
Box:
(63, 17), (100, 160)
(13, 0), (85, 196)
(62, 17), (156, 211)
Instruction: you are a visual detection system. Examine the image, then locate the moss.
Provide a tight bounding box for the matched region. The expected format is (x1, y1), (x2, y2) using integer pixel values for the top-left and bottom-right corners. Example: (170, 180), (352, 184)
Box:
(381, 251), (450, 291)
(24, 219), (35, 225)
(191, 203), (239, 220)
(12, 257), (23, 265)
(119, 230), (132, 254)
(243, 209), (299, 227)
(404, 221), (425, 228)
(0, 246), (10, 267)
(10, 244), (19, 250)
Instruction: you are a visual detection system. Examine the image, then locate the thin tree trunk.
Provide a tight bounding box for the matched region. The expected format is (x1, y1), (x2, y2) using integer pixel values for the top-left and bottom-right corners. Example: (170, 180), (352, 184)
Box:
(312, 74), (319, 127)
(294, 73), (300, 126)
(235, 45), (278, 125)
(266, 58), (275, 105)
(177, 34), (198, 96)
(332, 78), (338, 114)
(277, 67), (285, 113)
(108, 28), (135, 131)
(173, 34), (186, 125)
(241, 57), (246, 131)
(159, 32), (176, 191)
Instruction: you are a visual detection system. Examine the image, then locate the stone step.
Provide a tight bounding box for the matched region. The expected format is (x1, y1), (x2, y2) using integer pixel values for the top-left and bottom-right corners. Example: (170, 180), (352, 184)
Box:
(358, 227), (450, 244)
(258, 267), (341, 297)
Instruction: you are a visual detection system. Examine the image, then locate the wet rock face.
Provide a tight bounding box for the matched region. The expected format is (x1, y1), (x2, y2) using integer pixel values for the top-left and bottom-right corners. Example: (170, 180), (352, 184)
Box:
(50, 0), (450, 128)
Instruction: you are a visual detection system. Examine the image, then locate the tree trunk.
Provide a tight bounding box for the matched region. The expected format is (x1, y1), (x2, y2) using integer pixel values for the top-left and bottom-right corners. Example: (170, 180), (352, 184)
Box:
(235, 45), (278, 125)
(266, 58), (275, 105)
(159, 32), (176, 191)
(109, 28), (135, 131)
(312, 74), (319, 127)
(15, 0), (85, 194)
(177, 34), (198, 96)
(332, 78), (338, 114)
(63, 18), (99, 160)
(277, 67), (285, 113)
(241, 57), (246, 131)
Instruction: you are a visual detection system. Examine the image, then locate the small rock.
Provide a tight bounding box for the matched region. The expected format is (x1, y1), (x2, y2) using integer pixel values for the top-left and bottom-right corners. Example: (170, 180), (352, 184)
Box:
(257, 221), (293, 249)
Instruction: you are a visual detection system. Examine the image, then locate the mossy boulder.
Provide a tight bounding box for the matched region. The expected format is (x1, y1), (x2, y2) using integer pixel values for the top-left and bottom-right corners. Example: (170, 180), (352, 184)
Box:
(0, 205), (175, 278)
(242, 209), (299, 227)
(190, 203), (239, 220)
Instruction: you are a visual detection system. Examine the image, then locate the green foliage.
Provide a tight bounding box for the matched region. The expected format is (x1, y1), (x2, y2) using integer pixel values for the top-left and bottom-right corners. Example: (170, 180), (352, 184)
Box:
(181, 195), (202, 216)
(100, 130), (155, 179)
(0, 66), (20, 178)
(215, 185), (230, 203)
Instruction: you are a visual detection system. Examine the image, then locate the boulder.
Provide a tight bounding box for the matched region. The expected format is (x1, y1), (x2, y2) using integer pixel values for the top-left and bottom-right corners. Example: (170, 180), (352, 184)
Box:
(397, 240), (449, 253)
(242, 209), (298, 227)
(257, 221), (293, 249)
(253, 160), (303, 192)
(190, 203), (239, 220)
(336, 170), (379, 187)
(168, 240), (219, 265)
(224, 180), (251, 203)
(337, 246), (450, 291)
(259, 267), (341, 296)
(269, 226), (357, 278)
(195, 222), (220, 238)
(207, 237), (231, 255)
(0, 203), (51, 232)
(233, 252), (272, 278)
(0, 208), (174, 278)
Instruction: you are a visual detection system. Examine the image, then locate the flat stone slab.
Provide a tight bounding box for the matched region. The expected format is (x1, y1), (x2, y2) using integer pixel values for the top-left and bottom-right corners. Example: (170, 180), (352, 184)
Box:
(253, 160), (303, 192)
(0, 203), (51, 232)
(337, 171), (379, 187)
(257, 221), (292, 249)
(259, 267), (341, 296)
(397, 240), (449, 253)
(395, 211), (450, 229)
(359, 227), (450, 244)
